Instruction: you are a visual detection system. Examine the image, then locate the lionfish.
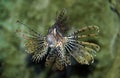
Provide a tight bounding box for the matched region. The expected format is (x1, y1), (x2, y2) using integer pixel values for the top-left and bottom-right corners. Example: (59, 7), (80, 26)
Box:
(17, 9), (100, 70)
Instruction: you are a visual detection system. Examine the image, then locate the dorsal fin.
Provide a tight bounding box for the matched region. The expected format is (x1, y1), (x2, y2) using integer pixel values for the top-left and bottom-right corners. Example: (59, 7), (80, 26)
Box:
(16, 20), (41, 37)
(16, 20), (38, 34)
(54, 9), (69, 34)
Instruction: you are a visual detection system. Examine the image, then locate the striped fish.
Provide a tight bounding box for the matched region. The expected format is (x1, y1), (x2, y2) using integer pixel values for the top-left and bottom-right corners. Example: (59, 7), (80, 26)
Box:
(17, 9), (100, 70)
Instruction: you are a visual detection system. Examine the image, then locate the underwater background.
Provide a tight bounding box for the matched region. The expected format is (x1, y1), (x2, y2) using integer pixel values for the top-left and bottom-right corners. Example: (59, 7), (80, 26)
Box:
(0, 0), (120, 78)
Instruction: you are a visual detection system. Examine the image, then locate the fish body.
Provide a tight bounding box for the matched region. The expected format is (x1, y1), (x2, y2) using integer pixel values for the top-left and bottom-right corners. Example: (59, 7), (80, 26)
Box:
(22, 9), (100, 70)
